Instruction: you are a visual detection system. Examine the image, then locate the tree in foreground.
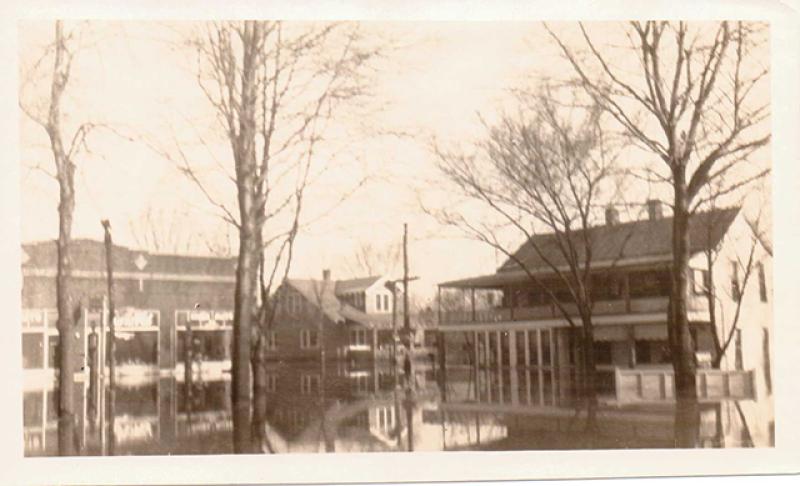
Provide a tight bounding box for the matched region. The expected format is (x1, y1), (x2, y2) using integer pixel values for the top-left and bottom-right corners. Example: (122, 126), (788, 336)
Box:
(546, 22), (770, 420)
(19, 20), (104, 456)
(433, 87), (625, 417)
(180, 20), (382, 452)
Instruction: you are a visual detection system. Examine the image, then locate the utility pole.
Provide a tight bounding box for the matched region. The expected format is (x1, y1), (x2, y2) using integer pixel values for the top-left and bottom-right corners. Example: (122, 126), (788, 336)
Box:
(403, 224), (410, 336)
(101, 219), (116, 455)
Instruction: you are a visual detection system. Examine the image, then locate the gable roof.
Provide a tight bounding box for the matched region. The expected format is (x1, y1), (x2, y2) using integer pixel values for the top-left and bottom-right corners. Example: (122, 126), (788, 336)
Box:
(284, 278), (348, 324)
(21, 239), (237, 277)
(498, 207), (740, 274)
(283, 277), (431, 329)
(334, 276), (382, 295)
(441, 207), (741, 289)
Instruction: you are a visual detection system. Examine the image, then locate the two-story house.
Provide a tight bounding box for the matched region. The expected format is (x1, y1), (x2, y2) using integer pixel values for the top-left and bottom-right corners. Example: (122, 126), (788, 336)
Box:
(267, 271), (429, 362)
(436, 203), (772, 410)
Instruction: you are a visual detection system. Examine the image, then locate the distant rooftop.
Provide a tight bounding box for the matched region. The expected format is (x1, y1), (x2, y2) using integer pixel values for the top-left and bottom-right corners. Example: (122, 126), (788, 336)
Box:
(22, 239), (237, 277)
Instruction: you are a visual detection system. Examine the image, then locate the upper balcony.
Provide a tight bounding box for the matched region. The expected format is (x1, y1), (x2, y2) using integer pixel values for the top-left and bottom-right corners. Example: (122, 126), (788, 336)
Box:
(438, 269), (710, 326)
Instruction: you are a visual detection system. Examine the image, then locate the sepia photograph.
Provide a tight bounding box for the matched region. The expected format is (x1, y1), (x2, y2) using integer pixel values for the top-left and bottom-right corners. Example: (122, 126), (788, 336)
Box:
(5, 1), (800, 484)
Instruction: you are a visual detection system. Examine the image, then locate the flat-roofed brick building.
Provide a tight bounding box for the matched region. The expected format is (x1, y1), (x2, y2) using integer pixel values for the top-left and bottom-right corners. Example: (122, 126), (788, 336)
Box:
(21, 239), (237, 378)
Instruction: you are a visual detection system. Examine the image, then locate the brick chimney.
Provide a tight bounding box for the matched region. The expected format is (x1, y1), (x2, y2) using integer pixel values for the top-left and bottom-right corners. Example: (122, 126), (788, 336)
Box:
(647, 199), (663, 221)
(605, 206), (619, 226)
(322, 269), (331, 281)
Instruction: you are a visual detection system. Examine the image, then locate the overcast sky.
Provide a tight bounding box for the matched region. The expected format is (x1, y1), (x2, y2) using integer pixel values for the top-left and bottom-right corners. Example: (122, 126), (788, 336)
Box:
(18, 21), (771, 302)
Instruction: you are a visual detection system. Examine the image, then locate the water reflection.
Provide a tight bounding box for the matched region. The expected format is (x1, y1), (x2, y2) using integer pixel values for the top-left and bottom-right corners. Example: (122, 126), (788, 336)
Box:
(23, 360), (773, 456)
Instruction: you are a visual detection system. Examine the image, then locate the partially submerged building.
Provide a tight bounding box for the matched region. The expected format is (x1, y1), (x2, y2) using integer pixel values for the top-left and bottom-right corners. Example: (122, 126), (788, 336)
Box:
(267, 271), (432, 362)
(437, 203), (773, 413)
(21, 239), (237, 381)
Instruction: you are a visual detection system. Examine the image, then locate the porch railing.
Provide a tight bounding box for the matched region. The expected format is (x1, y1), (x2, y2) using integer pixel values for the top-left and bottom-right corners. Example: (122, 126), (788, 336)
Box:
(440, 294), (710, 325)
(613, 367), (755, 404)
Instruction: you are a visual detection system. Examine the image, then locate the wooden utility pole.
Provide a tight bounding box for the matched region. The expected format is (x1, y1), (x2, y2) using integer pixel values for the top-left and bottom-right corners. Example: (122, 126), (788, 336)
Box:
(403, 224), (410, 335)
(101, 219), (116, 455)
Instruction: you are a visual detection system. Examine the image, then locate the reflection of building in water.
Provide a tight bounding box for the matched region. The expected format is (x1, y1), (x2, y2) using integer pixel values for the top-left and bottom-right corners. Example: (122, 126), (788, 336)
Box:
(21, 239), (236, 378)
(23, 375), (234, 456)
(437, 205), (773, 415)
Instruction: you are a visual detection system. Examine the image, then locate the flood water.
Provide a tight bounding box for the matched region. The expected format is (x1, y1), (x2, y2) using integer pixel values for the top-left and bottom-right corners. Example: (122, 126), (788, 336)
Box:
(23, 360), (774, 456)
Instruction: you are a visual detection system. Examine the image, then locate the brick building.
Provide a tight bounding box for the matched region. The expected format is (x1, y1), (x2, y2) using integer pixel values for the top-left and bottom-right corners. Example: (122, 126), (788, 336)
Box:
(21, 239), (237, 378)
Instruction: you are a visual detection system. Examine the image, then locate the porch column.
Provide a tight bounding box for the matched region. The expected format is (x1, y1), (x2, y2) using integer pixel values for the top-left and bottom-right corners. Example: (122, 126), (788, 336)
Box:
(509, 367), (519, 405)
(372, 328), (379, 361)
(43, 310), (49, 370)
(508, 331), (518, 369)
(536, 329), (544, 405)
(523, 330), (530, 368)
(536, 329), (543, 367)
(496, 331), (502, 368)
(627, 326), (637, 369)
(484, 331), (490, 367)
(473, 331), (479, 368)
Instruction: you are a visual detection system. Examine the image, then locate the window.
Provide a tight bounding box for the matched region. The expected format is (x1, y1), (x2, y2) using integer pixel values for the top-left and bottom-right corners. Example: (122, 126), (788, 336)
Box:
(730, 261), (741, 301)
(350, 329), (368, 346)
(593, 341), (612, 365)
(352, 374), (370, 393)
(376, 294), (382, 311)
(300, 330), (319, 349)
(383, 294), (389, 311)
(734, 329), (743, 371)
(635, 340), (653, 364)
(266, 331), (277, 351)
(692, 269), (710, 295)
(763, 328), (772, 394)
(629, 270), (671, 298)
(300, 374), (320, 394)
(266, 374), (277, 393)
(283, 292), (303, 314)
(758, 263), (768, 302)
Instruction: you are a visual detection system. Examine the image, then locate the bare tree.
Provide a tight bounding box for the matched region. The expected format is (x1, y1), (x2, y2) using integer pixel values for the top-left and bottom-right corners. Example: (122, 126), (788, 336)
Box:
(698, 204), (768, 368)
(19, 21), (103, 456)
(129, 207), (233, 256)
(178, 21), (382, 452)
(346, 241), (402, 277)
(432, 87), (624, 412)
(547, 21), (770, 408)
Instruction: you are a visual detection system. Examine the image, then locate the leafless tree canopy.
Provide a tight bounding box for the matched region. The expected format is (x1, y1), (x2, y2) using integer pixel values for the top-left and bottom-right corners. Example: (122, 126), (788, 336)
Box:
(546, 21), (770, 211)
(546, 22), (769, 413)
(435, 88), (623, 305)
(434, 86), (625, 406)
(128, 207), (233, 257)
(180, 20), (384, 452)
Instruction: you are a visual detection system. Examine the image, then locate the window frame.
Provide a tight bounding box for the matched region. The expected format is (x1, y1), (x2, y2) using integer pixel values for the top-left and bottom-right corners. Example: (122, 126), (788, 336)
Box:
(758, 262), (768, 302)
(300, 329), (319, 349)
(730, 260), (742, 302)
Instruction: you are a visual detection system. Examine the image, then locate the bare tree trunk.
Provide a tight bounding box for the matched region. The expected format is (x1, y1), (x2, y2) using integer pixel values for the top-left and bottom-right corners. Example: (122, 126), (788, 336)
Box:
(250, 332), (267, 452)
(49, 20), (77, 457)
(670, 181), (698, 404)
(56, 179), (76, 456)
(232, 224), (257, 452)
(101, 220), (117, 455)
